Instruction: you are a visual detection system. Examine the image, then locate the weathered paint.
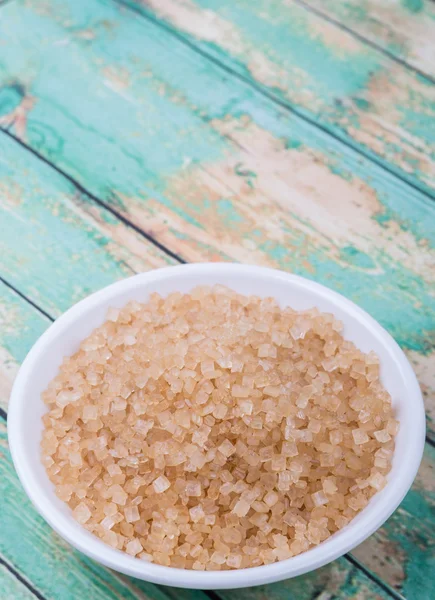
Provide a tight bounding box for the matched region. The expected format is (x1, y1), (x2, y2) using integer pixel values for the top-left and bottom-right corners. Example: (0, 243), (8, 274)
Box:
(406, 351), (435, 434)
(0, 283), (50, 411)
(0, 0), (434, 598)
(0, 284), (50, 369)
(0, 0), (433, 437)
(303, 0), (435, 79)
(135, 0), (435, 191)
(162, 118), (435, 349)
(0, 132), (174, 316)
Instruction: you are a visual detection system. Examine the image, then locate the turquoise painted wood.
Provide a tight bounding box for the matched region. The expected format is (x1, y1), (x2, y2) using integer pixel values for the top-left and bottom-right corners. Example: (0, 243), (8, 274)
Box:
(0, 0), (433, 439)
(131, 0), (435, 192)
(0, 134), (174, 317)
(301, 0), (435, 79)
(0, 285), (51, 399)
(0, 564), (37, 600)
(0, 0), (434, 599)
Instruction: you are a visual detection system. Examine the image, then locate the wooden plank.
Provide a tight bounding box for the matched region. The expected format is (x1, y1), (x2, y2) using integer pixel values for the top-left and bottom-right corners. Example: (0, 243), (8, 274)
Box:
(0, 0), (433, 436)
(0, 133), (175, 317)
(299, 0), (435, 80)
(0, 0), (434, 592)
(0, 562), (38, 600)
(132, 0), (435, 192)
(0, 282), (50, 411)
(1, 185), (432, 597)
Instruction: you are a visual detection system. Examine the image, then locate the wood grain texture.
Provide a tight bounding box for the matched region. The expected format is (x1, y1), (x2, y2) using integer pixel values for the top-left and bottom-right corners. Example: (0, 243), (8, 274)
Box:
(133, 0), (435, 192)
(300, 0), (435, 80)
(0, 0), (434, 597)
(0, 0), (433, 436)
(0, 132), (174, 317)
(0, 283), (50, 411)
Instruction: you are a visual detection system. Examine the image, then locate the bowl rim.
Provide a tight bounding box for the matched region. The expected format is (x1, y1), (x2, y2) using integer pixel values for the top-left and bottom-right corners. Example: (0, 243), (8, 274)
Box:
(7, 263), (426, 589)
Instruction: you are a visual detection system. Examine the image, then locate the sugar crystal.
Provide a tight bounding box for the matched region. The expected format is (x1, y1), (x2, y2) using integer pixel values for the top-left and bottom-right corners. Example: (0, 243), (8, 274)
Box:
(41, 286), (397, 571)
(153, 475), (171, 494)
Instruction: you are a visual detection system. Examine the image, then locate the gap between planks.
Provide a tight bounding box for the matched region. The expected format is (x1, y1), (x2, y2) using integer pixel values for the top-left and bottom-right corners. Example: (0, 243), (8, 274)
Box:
(0, 556), (46, 600)
(292, 0), (435, 85)
(0, 275), (54, 323)
(0, 33), (430, 593)
(0, 129), (186, 266)
(112, 0), (435, 202)
(345, 554), (406, 600)
(0, 550), (218, 600)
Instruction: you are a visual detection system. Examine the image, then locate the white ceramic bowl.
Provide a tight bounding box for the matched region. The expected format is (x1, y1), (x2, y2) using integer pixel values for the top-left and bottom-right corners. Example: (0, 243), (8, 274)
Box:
(8, 263), (425, 589)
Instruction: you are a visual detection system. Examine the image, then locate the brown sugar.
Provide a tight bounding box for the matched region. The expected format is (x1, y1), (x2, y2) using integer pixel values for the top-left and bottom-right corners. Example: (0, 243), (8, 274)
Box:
(41, 286), (397, 569)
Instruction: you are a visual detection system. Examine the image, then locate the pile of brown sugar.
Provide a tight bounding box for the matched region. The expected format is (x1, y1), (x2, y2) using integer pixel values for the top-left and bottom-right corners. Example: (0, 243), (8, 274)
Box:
(41, 286), (397, 570)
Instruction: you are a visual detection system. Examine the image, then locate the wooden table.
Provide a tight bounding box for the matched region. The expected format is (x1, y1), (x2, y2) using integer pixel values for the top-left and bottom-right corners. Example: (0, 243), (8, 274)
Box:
(0, 0), (434, 598)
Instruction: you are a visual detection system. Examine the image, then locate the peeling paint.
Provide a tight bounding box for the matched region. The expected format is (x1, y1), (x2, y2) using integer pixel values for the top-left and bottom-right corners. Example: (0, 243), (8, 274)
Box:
(0, 0), (434, 597)
(0, 89), (35, 140)
(303, 0), (435, 79)
(0, 131), (173, 316)
(140, 0), (435, 188)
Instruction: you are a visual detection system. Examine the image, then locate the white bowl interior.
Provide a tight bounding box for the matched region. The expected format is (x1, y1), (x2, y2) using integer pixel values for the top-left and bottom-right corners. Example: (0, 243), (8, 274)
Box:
(8, 264), (425, 589)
